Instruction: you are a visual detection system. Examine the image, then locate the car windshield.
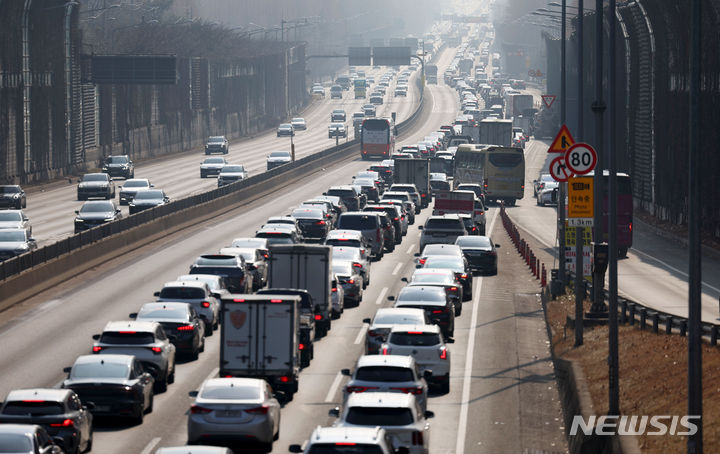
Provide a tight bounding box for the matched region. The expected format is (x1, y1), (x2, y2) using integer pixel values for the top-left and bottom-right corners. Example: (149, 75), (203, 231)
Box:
(337, 215), (376, 230)
(307, 445), (385, 454)
(123, 180), (148, 188)
(203, 158), (225, 164)
(412, 273), (451, 284)
(0, 212), (22, 221)
(138, 305), (188, 320)
(106, 156), (128, 164)
(456, 237), (492, 248)
(389, 332), (441, 346)
(270, 151), (290, 158)
(383, 193), (409, 202)
(332, 263), (353, 275)
(159, 287), (205, 299)
(291, 209), (323, 219)
(0, 434), (32, 451)
(356, 366), (414, 382)
(332, 248), (359, 261)
(99, 332), (155, 345)
(345, 407), (414, 426)
(80, 203), (113, 213)
(425, 219), (463, 229)
(374, 312), (425, 325)
(82, 174), (107, 182)
(133, 190), (164, 200)
(0, 186), (20, 194)
(0, 231), (25, 242)
(424, 257), (464, 270)
(200, 384), (261, 400)
(71, 361), (130, 379)
(208, 137), (225, 143)
(398, 287), (446, 302)
(2, 401), (65, 416)
(222, 166), (245, 173)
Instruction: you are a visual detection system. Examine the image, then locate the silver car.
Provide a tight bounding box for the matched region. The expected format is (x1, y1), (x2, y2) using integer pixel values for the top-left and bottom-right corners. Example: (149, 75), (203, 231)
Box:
(154, 281), (221, 335)
(362, 308), (428, 355)
(0, 424), (63, 454)
(0, 210), (31, 235)
(332, 246), (370, 288)
(157, 447), (233, 454)
(187, 378), (281, 450)
(217, 165), (248, 187)
(418, 215), (467, 250)
(200, 157), (228, 178)
(118, 178), (152, 205)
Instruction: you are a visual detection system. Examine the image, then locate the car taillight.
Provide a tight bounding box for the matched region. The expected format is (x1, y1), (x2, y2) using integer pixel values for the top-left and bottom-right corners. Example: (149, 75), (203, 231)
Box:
(299, 343), (305, 350)
(332, 287), (337, 292)
(629, 222), (633, 232)
(279, 376), (290, 383)
(421, 193), (427, 197)
(316, 220), (326, 225)
(314, 314), (323, 320)
(367, 330), (381, 337)
(347, 279), (355, 284)
(190, 405), (212, 414)
(449, 286), (458, 291)
(336, 443), (357, 446)
(460, 273), (468, 279)
(201, 301), (210, 308)
(419, 258), (427, 265)
(391, 386), (423, 395)
(149, 347), (163, 353)
(432, 309), (444, 314)
(50, 419), (75, 428)
(382, 346), (389, 355)
(353, 262), (362, 268)
(177, 324), (194, 331)
(471, 226), (477, 232)
(394, 217), (399, 221)
(263, 253), (269, 259)
(412, 431), (425, 445)
(439, 346), (448, 360)
(92, 346), (102, 353)
(346, 386), (379, 393)
(246, 405), (269, 415)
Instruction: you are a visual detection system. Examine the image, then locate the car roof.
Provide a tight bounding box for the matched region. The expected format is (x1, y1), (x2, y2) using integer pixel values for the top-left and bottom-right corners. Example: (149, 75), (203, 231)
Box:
(327, 229), (363, 239)
(328, 185), (355, 191)
(0, 424), (44, 435)
(102, 320), (159, 333)
(201, 377), (264, 390)
(356, 354), (415, 369)
(177, 274), (222, 282)
(219, 247), (257, 256)
(309, 425), (388, 444)
(156, 447), (233, 454)
(163, 280), (207, 289)
(139, 301), (191, 311)
(5, 388), (72, 403)
(426, 214), (462, 220)
(421, 244), (463, 255)
(345, 391), (416, 408)
(412, 268), (455, 277)
(257, 225), (293, 234)
(73, 354), (134, 366)
(374, 307), (426, 319)
(390, 323), (440, 334)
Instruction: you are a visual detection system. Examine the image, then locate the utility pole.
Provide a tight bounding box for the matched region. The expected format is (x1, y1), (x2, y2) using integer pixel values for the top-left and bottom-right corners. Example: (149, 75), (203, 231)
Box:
(574, 0), (585, 347)
(558, 0), (567, 286)
(608, 0), (619, 417)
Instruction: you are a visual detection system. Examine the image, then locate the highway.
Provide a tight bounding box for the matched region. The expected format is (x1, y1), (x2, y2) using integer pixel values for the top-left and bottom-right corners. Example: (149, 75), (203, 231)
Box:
(0, 45), (569, 454)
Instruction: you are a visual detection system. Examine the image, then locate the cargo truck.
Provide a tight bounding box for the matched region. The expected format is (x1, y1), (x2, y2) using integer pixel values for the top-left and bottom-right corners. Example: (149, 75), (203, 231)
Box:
(267, 244), (333, 337)
(479, 118), (513, 147)
(426, 64), (438, 84)
(393, 158), (431, 208)
(505, 93), (534, 120)
(220, 294), (301, 397)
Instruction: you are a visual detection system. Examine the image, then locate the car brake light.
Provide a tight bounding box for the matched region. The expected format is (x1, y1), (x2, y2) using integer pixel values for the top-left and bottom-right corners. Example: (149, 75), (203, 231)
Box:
(314, 314), (323, 320)
(263, 253), (269, 259)
(119, 331), (136, 334)
(382, 346), (389, 355)
(190, 405), (212, 414)
(149, 347), (163, 353)
(246, 405), (269, 415)
(629, 222), (633, 232)
(336, 443), (357, 446)
(234, 299), (246, 302)
(201, 301), (210, 308)
(279, 376), (290, 383)
(449, 286), (458, 291)
(92, 346), (102, 353)
(177, 324), (194, 331)
(394, 217), (399, 221)
(439, 347), (447, 360)
(353, 262), (362, 268)
(460, 273), (468, 279)
(50, 419), (75, 428)
(299, 343), (305, 350)
(346, 386), (379, 393)
(471, 227), (477, 232)
(407, 331), (423, 334)
(316, 220), (326, 225)
(347, 279), (355, 284)
(270, 299), (283, 303)
(432, 310), (444, 314)
(412, 431), (424, 445)
(421, 193), (426, 197)
(332, 287), (337, 292)
(419, 258), (427, 265)
(391, 386), (423, 395)
(22, 400), (45, 403)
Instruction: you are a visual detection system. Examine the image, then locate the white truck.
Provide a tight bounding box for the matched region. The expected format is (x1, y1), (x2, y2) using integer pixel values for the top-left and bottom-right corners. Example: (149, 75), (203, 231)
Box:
(393, 158), (431, 208)
(504, 93), (534, 120)
(479, 118), (513, 147)
(219, 294), (301, 397)
(267, 244), (333, 337)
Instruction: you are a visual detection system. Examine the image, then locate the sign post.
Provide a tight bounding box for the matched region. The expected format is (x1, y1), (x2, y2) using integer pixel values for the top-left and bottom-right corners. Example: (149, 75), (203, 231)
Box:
(547, 125), (575, 286)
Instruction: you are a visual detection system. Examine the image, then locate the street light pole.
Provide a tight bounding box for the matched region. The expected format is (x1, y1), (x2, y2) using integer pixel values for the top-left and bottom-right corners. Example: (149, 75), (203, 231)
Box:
(558, 0), (567, 287)
(608, 0), (619, 417)
(574, 0), (585, 347)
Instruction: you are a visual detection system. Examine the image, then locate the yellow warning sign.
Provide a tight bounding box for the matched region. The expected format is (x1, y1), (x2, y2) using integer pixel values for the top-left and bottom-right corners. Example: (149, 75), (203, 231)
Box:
(548, 124), (575, 153)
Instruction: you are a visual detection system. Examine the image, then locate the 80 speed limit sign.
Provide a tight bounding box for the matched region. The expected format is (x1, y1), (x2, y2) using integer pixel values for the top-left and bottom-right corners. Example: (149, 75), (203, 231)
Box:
(564, 143), (597, 175)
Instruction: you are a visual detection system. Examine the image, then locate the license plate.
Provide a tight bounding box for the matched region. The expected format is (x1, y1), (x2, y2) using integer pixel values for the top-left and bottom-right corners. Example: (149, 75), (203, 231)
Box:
(95, 405), (111, 412)
(218, 410), (242, 417)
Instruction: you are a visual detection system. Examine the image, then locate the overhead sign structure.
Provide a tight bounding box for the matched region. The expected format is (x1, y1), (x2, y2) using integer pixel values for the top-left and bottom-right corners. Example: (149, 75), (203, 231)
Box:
(348, 47), (372, 66)
(549, 156), (574, 182)
(568, 176), (594, 226)
(372, 47), (411, 66)
(548, 124), (575, 153)
(541, 94), (556, 109)
(565, 143), (598, 175)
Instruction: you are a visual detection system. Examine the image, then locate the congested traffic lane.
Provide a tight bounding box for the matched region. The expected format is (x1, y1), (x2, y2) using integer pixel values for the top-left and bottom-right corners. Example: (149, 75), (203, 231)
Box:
(21, 64), (420, 247)
(512, 138), (720, 323)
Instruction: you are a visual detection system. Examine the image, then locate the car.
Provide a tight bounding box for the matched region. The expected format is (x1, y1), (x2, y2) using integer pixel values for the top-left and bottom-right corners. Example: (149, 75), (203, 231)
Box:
(362, 307), (428, 354)
(131, 302), (206, 359)
(157, 447), (234, 454)
(290, 207), (332, 241)
(377, 201), (409, 234)
(74, 200), (121, 233)
(459, 213), (481, 236)
(291, 117), (307, 130)
(289, 426), (401, 454)
(417, 244), (465, 265)
(381, 324), (451, 394)
(352, 112), (365, 128)
(455, 235), (499, 275)
(533, 173), (555, 196)
(381, 192), (416, 223)
(324, 230), (370, 255)
(328, 122), (347, 138)
(369, 94), (384, 105)
(389, 184), (422, 211)
(277, 123), (295, 137)
(267, 150), (292, 170)
(200, 157), (228, 178)
(537, 180), (559, 206)
(429, 174), (451, 195)
(76, 173), (115, 200)
(128, 189), (170, 214)
(331, 246), (370, 287)
(330, 85), (343, 99)
(0, 185), (26, 209)
(217, 165), (248, 187)
(336, 212), (384, 259)
(101, 155), (135, 179)
(299, 200), (337, 226)
(0, 424), (65, 454)
(255, 225), (300, 246)
(0, 210), (31, 235)
(118, 178), (153, 205)
(455, 183), (485, 205)
(392, 286), (455, 339)
(62, 354), (154, 425)
(332, 260), (364, 306)
(404, 268), (463, 314)
(330, 275), (345, 318)
(368, 163), (393, 185)
(177, 273), (232, 301)
(205, 136), (229, 155)
(420, 255), (472, 302)
(0, 389), (93, 454)
(363, 104), (377, 117)
(330, 109), (346, 122)
(155, 280), (222, 334)
(92, 321), (176, 392)
(311, 195), (347, 219)
(367, 203), (405, 240)
(218, 247), (268, 290)
(342, 355), (430, 412)
(363, 208), (395, 251)
(0, 229), (36, 261)
(329, 393), (432, 454)
(187, 377), (281, 450)
(189, 254), (251, 294)
(312, 86), (326, 97)
(394, 87), (408, 97)
(325, 186), (361, 211)
(230, 237), (268, 250)
(257, 288), (316, 366)
(418, 214), (467, 249)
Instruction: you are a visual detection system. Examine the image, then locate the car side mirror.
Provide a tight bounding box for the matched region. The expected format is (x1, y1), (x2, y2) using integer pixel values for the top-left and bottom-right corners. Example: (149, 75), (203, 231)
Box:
(153, 291), (160, 297)
(533, 179), (537, 183)
(289, 445), (304, 453)
(188, 390), (199, 398)
(341, 368), (351, 376)
(63, 367), (72, 374)
(423, 369), (433, 380)
(387, 296), (395, 301)
(92, 334), (100, 341)
(416, 264), (421, 269)
(29, 238), (36, 243)
(150, 184), (154, 188)
(74, 210), (79, 215)
(116, 209), (121, 214)
(418, 225), (423, 230)
(425, 410), (435, 419)
(274, 390), (288, 404)
(496, 244), (501, 248)
(211, 292), (222, 299)
(362, 318), (371, 324)
(328, 407), (340, 417)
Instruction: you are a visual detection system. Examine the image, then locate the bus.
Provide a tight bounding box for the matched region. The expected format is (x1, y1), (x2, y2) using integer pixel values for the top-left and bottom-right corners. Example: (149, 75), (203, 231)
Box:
(354, 78), (367, 99)
(453, 144), (486, 187)
(483, 146), (525, 205)
(589, 171), (633, 258)
(360, 118), (396, 160)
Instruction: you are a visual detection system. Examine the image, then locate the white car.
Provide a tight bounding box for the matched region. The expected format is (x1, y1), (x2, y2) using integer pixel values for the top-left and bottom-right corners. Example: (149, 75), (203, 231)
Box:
(331, 274), (345, 318)
(267, 150), (292, 170)
(418, 215), (467, 250)
(118, 178), (153, 205)
(0, 210), (31, 235)
(91, 320), (176, 391)
(362, 308), (429, 354)
(200, 157), (227, 178)
(291, 117), (307, 130)
(217, 165), (248, 187)
(330, 392), (432, 454)
(154, 281), (221, 335)
(381, 324), (451, 393)
(332, 246), (371, 287)
(537, 180), (559, 206)
(289, 426), (399, 454)
(187, 378), (281, 450)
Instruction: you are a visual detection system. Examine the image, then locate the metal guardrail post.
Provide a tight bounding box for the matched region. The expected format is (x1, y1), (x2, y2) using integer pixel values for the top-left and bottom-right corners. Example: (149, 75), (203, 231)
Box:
(652, 313), (659, 333)
(639, 307), (646, 329)
(680, 320), (687, 337)
(628, 304), (635, 325)
(711, 326), (718, 346)
(666, 316), (673, 334)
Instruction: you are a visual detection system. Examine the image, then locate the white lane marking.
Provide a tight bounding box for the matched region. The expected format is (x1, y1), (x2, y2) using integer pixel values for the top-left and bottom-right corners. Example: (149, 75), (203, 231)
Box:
(456, 209), (499, 454)
(354, 323), (369, 344)
(391, 263), (403, 275)
(325, 372), (344, 403)
(632, 248), (720, 294)
(375, 287), (389, 305)
(406, 244), (416, 255)
(139, 437), (161, 454)
(203, 367), (219, 383)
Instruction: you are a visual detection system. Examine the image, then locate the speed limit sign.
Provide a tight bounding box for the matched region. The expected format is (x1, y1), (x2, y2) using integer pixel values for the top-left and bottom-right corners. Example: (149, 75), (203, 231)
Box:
(564, 143), (597, 175)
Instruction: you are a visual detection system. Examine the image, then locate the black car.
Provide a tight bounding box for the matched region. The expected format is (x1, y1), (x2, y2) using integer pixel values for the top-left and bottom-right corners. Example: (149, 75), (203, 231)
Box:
(189, 254), (250, 293)
(0, 185), (26, 209)
(291, 207), (331, 241)
(74, 200), (121, 233)
(0, 229), (37, 261)
(102, 155), (134, 179)
(129, 189), (170, 214)
(368, 165), (393, 185)
(132, 302), (206, 359)
(257, 288), (316, 367)
(0, 388), (93, 454)
(325, 186), (360, 211)
(392, 286), (455, 339)
(77, 173), (115, 200)
(455, 236), (499, 275)
(62, 354), (154, 425)
(364, 204), (403, 244)
(205, 136), (229, 155)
